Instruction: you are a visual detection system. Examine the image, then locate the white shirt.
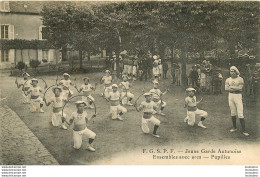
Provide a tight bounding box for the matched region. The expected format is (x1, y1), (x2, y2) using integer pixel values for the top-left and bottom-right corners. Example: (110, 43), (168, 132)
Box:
(29, 86), (42, 97)
(120, 81), (130, 91)
(60, 79), (72, 88)
(109, 91), (120, 101)
(150, 88), (162, 100)
(140, 101), (156, 113)
(80, 84), (93, 93)
(102, 76), (112, 85)
(225, 76), (244, 91)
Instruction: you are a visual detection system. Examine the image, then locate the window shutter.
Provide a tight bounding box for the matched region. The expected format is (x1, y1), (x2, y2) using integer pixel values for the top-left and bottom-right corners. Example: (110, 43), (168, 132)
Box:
(5, 2), (10, 11)
(9, 25), (14, 39)
(39, 26), (42, 40)
(0, 24), (1, 39)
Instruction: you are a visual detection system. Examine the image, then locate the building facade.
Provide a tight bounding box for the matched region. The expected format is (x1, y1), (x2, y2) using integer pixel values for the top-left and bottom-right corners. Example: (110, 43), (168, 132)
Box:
(0, 1), (60, 69)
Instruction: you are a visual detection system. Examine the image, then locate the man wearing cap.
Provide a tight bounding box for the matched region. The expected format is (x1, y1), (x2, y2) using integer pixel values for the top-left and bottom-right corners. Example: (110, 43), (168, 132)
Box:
(108, 84), (127, 121)
(63, 101), (96, 151)
(26, 78), (45, 113)
(184, 88), (207, 128)
(15, 72), (31, 104)
(225, 66), (249, 136)
(59, 73), (74, 99)
(149, 80), (168, 115)
(119, 74), (134, 106)
(43, 86), (67, 129)
(75, 77), (96, 109)
(136, 92), (161, 138)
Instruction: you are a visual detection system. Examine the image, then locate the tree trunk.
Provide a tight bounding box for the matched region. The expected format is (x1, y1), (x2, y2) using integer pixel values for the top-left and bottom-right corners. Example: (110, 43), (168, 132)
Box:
(88, 52), (91, 61)
(171, 47), (174, 65)
(79, 50), (83, 69)
(61, 46), (67, 61)
(115, 49), (120, 78)
(181, 49), (188, 86)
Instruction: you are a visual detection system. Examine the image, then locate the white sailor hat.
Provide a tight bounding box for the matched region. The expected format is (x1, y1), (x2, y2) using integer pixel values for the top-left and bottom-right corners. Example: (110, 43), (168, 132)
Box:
(153, 55), (158, 60)
(112, 84), (118, 88)
(22, 72), (30, 77)
(153, 80), (159, 84)
(52, 86), (62, 93)
(30, 78), (38, 83)
(75, 100), (87, 106)
(144, 92), (152, 96)
(82, 77), (89, 81)
(105, 70), (111, 74)
(122, 74), (128, 79)
(63, 73), (70, 77)
(186, 88), (196, 92)
(230, 66), (240, 75)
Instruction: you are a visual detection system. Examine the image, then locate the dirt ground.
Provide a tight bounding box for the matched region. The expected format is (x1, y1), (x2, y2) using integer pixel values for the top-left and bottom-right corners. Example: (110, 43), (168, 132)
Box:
(0, 70), (259, 165)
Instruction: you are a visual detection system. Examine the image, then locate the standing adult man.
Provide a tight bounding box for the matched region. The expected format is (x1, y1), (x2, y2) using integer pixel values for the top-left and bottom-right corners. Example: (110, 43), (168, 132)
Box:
(225, 66), (249, 136)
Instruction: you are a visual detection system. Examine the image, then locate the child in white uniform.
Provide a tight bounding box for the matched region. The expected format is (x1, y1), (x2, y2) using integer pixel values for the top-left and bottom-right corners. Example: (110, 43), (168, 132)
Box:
(75, 77), (96, 109)
(26, 78), (44, 113)
(15, 72), (31, 104)
(62, 101), (96, 151)
(136, 92), (160, 138)
(59, 73), (74, 99)
(43, 86), (67, 129)
(119, 75), (134, 106)
(184, 88), (207, 128)
(101, 70), (112, 100)
(149, 80), (168, 115)
(108, 84), (127, 121)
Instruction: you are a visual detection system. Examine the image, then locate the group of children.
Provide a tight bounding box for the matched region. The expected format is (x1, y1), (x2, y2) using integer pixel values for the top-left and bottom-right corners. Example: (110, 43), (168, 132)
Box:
(15, 65), (249, 153)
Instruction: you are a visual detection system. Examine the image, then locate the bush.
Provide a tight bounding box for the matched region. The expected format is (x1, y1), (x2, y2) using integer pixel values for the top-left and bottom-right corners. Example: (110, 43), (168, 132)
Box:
(16, 61), (26, 71)
(29, 60), (41, 69)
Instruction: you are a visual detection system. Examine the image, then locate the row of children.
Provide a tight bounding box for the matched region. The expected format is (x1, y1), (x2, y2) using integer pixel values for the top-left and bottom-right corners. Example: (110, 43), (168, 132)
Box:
(14, 70), (175, 151)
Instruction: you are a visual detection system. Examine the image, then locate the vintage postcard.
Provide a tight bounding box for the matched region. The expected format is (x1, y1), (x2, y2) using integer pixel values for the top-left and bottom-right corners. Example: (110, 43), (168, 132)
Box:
(0, 0), (259, 166)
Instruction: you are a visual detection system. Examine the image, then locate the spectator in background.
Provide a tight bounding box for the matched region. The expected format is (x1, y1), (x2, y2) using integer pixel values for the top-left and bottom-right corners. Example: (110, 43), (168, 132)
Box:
(189, 65), (199, 90)
(212, 68), (223, 94)
(200, 63), (206, 92)
(175, 63), (181, 86)
(205, 60), (213, 92)
(244, 64), (252, 95)
(171, 62), (176, 84)
(162, 60), (169, 79)
(252, 71), (260, 97)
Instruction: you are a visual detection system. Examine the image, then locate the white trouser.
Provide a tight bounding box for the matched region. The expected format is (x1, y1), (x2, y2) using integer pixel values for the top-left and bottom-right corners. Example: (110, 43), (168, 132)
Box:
(185, 109), (208, 126)
(30, 97), (43, 112)
(128, 66), (133, 75)
(121, 91), (134, 105)
(132, 66), (137, 75)
(62, 89), (73, 99)
(228, 93), (244, 118)
(82, 95), (95, 108)
(73, 128), (96, 149)
(103, 86), (112, 99)
(22, 92), (30, 103)
(110, 105), (127, 119)
(123, 65), (129, 74)
(142, 116), (160, 133)
(51, 111), (66, 127)
(154, 100), (167, 110)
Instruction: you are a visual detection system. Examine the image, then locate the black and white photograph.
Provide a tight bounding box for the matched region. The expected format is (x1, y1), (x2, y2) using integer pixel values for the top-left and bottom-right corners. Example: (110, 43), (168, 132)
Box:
(0, 0), (259, 171)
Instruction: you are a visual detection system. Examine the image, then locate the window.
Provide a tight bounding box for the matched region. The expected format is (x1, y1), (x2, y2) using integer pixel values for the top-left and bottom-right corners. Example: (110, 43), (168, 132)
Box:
(0, 24), (14, 39)
(39, 26), (47, 40)
(1, 50), (9, 62)
(42, 50), (48, 62)
(1, 25), (8, 39)
(0, 2), (10, 12)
